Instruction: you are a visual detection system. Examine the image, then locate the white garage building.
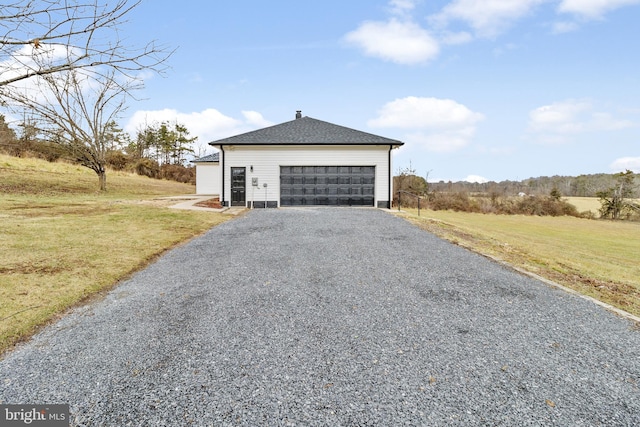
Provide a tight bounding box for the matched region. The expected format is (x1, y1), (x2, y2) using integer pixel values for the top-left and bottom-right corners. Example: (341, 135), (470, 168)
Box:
(191, 153), (220, 195)
(199, 112), (404, 208)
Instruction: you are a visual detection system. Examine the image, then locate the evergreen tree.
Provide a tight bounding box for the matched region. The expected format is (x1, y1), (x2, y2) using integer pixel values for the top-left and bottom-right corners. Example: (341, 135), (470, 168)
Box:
(597, 170), (636, 220)
(0, 115), (18, 154)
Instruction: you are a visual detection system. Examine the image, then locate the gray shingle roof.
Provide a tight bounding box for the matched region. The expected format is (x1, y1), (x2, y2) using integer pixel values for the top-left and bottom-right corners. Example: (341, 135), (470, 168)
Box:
(191, 152), (219, 163)
(208, 116), (404, 146)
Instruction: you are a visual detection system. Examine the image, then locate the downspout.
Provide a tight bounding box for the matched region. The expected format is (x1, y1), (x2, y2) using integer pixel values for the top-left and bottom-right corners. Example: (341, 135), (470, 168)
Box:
(388, 145), (393, 209)
(220, 145), (225, 206)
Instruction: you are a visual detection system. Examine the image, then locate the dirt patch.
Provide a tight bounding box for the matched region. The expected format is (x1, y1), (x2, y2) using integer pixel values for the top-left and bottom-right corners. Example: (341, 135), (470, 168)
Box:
(127, 199), (183, 208)
(194, 198), (223, 209)
(0, 263), (65, 275)
(5, 203), (116, 218)
(545, 268), (640, 313)
(402, 213), (640, 317)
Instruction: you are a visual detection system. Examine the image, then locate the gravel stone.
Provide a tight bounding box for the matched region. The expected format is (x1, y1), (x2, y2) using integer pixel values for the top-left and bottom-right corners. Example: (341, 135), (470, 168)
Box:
(1, 208), (639, 426)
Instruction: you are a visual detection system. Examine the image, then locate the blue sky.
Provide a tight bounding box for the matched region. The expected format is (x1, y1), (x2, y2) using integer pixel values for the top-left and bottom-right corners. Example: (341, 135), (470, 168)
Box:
(122, 0), (640, 183)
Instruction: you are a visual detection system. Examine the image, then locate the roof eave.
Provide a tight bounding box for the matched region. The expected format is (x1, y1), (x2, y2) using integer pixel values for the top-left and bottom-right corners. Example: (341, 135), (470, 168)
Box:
(208, 141), (404, 147)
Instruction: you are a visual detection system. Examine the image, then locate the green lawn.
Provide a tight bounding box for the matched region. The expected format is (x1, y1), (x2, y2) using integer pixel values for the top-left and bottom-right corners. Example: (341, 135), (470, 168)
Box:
(0, 154), (231, 354)
(397, 208), (640, 317)
(565, 197), (602, 215)
(3, 154), (637, 353)
(565, 196), (640, 218)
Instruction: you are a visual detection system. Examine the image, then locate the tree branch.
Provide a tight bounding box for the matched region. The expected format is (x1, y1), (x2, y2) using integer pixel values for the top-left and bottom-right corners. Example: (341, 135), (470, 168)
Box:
(0, 0), (172, 87)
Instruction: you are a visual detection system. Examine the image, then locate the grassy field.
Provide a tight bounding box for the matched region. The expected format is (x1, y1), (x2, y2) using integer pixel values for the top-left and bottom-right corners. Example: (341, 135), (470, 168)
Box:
(565, 197), (601, 215)
(0, 154), (230, 354)
(397, 208), (640, 318)
(565, 196), (640, 217)
(2, 155), (637, 353)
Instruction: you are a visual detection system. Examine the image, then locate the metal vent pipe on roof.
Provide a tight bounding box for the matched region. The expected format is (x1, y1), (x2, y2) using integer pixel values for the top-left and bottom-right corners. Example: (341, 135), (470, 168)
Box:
(295, 110), (302, 119)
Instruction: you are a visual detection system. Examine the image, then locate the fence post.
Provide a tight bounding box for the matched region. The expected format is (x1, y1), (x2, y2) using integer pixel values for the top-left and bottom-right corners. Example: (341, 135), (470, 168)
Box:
(418, 197), (421, 216)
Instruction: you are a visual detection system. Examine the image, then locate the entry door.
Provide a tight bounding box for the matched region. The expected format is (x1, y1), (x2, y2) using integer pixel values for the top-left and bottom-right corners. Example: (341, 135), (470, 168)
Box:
(231, 167), (246, 206)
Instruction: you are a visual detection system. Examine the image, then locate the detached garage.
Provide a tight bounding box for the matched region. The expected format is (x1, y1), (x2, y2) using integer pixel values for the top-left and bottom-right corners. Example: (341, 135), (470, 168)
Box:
(191, 153), (220, 195)
(207, 112), (404, 208)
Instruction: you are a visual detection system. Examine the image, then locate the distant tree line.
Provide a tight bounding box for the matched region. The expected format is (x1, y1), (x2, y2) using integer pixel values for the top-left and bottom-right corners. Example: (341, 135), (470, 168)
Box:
(0, 114), (199, 185)
(427, 174), (639, 199)
(394, 165), (639, 221)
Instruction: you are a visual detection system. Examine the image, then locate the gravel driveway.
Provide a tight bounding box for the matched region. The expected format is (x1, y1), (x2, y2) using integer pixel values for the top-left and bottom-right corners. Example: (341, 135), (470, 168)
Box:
(1, 208), (639, 426)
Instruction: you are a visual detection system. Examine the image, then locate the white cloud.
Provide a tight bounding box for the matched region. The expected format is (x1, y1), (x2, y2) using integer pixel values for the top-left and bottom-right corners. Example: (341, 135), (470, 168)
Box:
(125, 108), (273, 145)
(465, 175), (489, 183)
(2, 44), (83, 102)
(427, 0), (640, 40)
(528, 100), (592, 134)
(440, 31), (474, 45)
(528, 100), (635, 141)
(558, 0), (640, 18)
(610, 157), (640, 172)
(369, 96), (484, 152)
(2, 43), (150, 110)
(389, 0), (417, 16)
(241, 110), (273, 128)
(552, 21), (580, 33)
(590, 112), (635, 130)
(553, 0), (640, 32)
(429, 0), (549, 38)
(345, 0), (640, 66)
(1, 44), (74, 72)
(369, 96), (484, 129)
(344, 18), (439, 65)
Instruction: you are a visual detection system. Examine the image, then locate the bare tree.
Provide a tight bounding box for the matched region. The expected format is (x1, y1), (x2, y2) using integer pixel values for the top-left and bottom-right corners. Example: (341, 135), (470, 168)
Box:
(1, 1), (171, 191)
(5, 66), (135, 190)
(0, 0), (169, 88)
(8, 65), (136, 190)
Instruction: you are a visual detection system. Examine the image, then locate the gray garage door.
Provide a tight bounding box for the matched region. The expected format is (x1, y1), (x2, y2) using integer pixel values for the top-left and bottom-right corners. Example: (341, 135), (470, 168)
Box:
(280, 166), (375, 206)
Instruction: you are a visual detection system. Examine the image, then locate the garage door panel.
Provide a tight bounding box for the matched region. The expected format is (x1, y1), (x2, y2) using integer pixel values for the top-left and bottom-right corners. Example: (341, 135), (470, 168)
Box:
(280, 166), (375, 207)
(327, 176), (338, 185)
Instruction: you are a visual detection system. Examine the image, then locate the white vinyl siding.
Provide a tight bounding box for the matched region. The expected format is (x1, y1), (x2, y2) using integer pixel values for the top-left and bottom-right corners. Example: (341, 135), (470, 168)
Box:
(194, 163), (221, 195)
(221, 145), (392, 207)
